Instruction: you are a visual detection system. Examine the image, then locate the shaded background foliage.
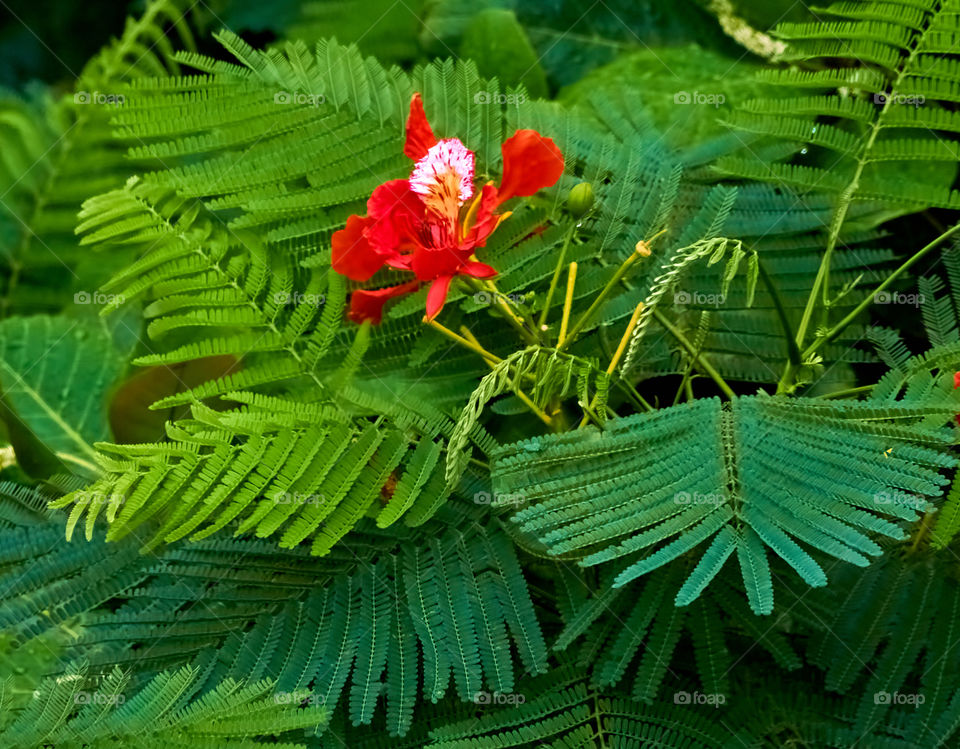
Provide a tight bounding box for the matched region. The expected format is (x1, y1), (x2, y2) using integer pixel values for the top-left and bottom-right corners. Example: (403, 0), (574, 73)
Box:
(1, 1), (960, 748)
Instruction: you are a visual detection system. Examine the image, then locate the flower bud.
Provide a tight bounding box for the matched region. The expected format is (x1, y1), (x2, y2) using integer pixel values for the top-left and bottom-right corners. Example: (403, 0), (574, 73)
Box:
(566, 182), (594, 218)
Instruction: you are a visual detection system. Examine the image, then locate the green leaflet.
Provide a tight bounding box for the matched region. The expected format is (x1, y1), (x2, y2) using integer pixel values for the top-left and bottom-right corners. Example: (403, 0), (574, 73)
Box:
(0, 466), (546, 740)
(931, 469), (960, 549)
(76, 178), (351, 407)
(552, 564), (800, 703)
(806, 554), (960, 746)
(674, 525), (738, 606)
(445, 347), (610, 492)
(720, 0), (960, 212)
(619, 232), (759, 376)
(0, 480), (150, 644)
(419, 664), (757, 748)
(7, 2), (960, 746)
(0, 0), (195, 321)
(491, 393), (957, 613)
(376, 436), (443, 528)
(736, 526), (774, 617)
(45, 522), (545, 739)
(0, 316), (128, 475)
(0, 664), (325, 748)
(50, 398), (454, 551)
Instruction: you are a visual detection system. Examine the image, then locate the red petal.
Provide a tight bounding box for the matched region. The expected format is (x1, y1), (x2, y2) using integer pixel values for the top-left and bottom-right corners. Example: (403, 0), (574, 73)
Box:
(411, 246), (470, 280)
(367, 179), (422, 220)
(954, 372), (960, 424)
(349, 280), (422, 325)
(332, 215), (384, 281)
(424, 275), (454, 320)
(404, 93), (437, 161)
(496, 130), (564, 205)
(386, 254), (413, 271)
(462, 261), (497, 279)
(461, 183), (502, 251)
(365, 179), (425, 257)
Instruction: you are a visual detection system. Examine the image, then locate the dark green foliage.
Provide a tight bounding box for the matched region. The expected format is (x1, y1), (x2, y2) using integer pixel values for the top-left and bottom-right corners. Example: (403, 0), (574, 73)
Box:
(0, 0), (196, 316)
(722, 0), (960, 210)
(0, 663), (326, 748)
(491, 392), (957, 612)
(54, 522), (546, 738)
(0, 316), (130, 474)
(806, 553), (960, 746)
(552, 564), (800, 702)
(2, 0), (960, 746)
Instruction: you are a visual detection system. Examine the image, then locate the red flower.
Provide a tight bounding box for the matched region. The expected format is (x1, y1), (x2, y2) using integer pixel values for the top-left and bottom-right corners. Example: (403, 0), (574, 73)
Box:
(954, 371), (960, 425)
(332, 92), (564, 323)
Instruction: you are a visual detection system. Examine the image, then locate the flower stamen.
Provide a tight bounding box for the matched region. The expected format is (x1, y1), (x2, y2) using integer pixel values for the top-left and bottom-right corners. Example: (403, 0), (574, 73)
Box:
(410, 139), (475, 223)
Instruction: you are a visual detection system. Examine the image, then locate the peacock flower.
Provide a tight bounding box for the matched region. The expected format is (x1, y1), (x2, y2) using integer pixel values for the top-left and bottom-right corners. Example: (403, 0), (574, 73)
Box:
(954, 371), (960, 425)
(332, 92), (564, 323)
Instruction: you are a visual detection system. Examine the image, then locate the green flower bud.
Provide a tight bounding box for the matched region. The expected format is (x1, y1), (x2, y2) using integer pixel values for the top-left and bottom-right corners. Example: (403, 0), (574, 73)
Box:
(566, 182), (594, 218)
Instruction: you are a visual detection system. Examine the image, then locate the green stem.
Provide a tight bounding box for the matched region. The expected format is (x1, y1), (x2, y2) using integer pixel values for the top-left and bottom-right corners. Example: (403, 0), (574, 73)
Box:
(425, 317), (502, 363)
(674, 370), (693, 406)
(653, 309), (735, 399)
(776, 222), (960, 394)
(783, 29), (932, 392)
(794, 83), (901, 352)
(821, 384), (874, 399)
(612, 377), (654, 413)
(559, 251), (645, 351)
(538, 222), (577, 333)
(757, 256), (801, 367)
(579, 401), (604, 428)
(806, 221), (960, 358)
(463, 277), (538, 345)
